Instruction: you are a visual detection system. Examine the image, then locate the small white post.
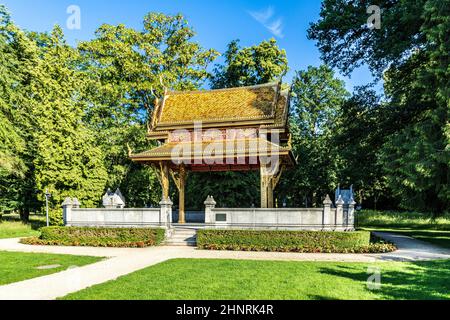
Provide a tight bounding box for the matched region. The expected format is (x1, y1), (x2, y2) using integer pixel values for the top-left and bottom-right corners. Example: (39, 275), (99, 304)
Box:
(61, 198), (73, 226)
(204, 195), (217, 224)
(323, 195), (332, 229)
(159, 197), (173, 228)
(72, 198), (81, 208)
(336, 195), (345, 228)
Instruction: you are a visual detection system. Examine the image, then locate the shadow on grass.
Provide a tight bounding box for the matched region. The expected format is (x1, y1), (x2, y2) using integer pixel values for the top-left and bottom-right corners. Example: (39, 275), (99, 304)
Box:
(318, 260), (450, 300)
(361, 228), (450, 249)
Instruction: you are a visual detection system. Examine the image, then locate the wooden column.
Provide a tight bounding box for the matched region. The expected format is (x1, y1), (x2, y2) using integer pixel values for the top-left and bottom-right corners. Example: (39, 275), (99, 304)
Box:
(153, 162), (170, 200)
(260, 162), (283, 208)
(260, 165), (270, 208)
(267, 182), (274, 208)
(161, 162), (170, 200)
(178, 164), (186, 224)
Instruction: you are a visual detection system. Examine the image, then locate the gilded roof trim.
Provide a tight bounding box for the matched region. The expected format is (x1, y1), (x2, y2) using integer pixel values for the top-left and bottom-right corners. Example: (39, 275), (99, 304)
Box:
(131, 139), (291, 158)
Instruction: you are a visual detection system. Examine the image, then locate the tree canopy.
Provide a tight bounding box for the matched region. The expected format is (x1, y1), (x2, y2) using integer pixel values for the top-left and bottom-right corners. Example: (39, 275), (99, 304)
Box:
(309, 0), (449, 214)
(210, 38), (288, 89)
(278, 65), (349, 207)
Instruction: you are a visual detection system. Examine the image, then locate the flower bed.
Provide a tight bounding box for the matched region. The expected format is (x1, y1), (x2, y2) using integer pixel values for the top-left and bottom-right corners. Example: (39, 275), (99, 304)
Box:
(21, 226), (165, 248)
(197, 229), (396, 253)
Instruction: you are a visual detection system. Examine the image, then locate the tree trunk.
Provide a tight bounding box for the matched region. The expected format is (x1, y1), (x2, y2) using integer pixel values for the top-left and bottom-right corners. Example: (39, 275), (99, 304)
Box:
(20, 208), (30, 223)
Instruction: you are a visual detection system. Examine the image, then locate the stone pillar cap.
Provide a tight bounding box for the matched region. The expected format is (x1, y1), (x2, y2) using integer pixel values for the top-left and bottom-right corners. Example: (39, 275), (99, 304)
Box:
(160, 197), (173, 206)
(323, 194), (332, 205)
(336, 195), (345, 205)
(61, 197), (73, 207)
(72, 198), (81, 206)
(204, 195), (217, 206)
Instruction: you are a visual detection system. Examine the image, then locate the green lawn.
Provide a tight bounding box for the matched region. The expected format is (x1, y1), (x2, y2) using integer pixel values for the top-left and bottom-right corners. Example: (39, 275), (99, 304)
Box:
(0, 251), (103, 286)
(356, 210), (450, 231)
(364, 228), (450, 249)
(0, 214), (45, 239)
(62, 258), (450, 300)
(357, 210), (450, 249)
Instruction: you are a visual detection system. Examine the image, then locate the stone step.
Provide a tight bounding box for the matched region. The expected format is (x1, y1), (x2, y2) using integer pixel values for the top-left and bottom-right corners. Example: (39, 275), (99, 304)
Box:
(172, 229), (197, 234)
(172, 223), (206, 229)
(170, 237), (196, 242)
(171, 232), (197, 236)
(164, 228), (198, 247)
(172, 229), (200, 234)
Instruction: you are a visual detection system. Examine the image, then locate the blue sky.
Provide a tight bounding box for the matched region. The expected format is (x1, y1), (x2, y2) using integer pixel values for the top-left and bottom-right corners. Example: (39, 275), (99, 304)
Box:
(2, 0), (378, 92)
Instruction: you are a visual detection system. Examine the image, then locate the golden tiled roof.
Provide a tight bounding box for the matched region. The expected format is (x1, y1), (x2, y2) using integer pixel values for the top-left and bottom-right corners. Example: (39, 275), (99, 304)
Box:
(151, 82), (288, 130)
(130, 138), (294, 165)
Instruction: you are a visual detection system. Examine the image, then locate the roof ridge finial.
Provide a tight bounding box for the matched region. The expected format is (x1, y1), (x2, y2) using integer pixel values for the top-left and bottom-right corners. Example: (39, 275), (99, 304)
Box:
(127, 143), (133, 157)
(159, 74), (168, 94)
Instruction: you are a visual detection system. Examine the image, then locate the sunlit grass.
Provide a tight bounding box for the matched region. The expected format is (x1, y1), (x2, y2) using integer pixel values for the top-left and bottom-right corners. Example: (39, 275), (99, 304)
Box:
(0, 220), (41, 239)
(0, 251), (102, 285)
(356, 210), (450, 230)
(62, 258), (450, 300)
(357, 210), (450, 249)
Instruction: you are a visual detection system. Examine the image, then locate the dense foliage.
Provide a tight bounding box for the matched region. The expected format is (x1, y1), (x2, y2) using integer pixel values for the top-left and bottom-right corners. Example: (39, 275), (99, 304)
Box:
(308, 0), (449, 215)
(0, 8), (218, 220)
(210, 39), (288, 89)
(197, 229), (395, 253)
(78, 13), (218, 203)
(22, 226), (165, 247)
(278, 65), (349, 207)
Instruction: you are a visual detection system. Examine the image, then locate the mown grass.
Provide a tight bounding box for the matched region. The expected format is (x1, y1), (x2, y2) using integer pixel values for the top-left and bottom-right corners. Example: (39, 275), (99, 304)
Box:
(356, 210), (450, 249)
(62, 258), (450, 300)
(356, 210), (450, 230)
(0, 251), (102, 286)
(0, 214), (45, 239)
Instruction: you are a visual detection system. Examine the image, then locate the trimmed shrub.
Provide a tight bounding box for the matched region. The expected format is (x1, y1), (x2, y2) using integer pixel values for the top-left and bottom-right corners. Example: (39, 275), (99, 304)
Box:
(21, 226), (165, 248)
(48, 208), (64, 226)
(197, 229), (395, 253)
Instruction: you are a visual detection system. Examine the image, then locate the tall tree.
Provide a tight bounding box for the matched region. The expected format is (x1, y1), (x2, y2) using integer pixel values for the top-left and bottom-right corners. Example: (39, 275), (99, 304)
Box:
(0, 6), (41, 217)
(278, 65), (349, 207)
(31, 26), (108, 224)
(308, 0), (449, 214)
(78, 13), (218, 206)
(210, 39), (288, 89)
(334, 85), (392, 209)
(0, 7), (24, 178)
(0, 8), (26, 213)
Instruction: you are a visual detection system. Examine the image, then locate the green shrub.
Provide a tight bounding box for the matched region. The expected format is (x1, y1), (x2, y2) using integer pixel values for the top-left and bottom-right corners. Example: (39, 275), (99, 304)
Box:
(48, 208), (64, 226)
(197, 229), (395, 253)
(21, 226), (165, 248)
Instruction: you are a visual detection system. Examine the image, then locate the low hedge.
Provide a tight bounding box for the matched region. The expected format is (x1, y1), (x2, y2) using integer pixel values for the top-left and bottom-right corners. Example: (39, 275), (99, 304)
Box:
(197, 229), (396, 253)
(21, 226), (165, 248)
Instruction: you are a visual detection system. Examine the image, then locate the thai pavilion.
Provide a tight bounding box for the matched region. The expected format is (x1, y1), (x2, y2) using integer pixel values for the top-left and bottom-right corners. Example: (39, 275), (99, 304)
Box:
(130, 82), (295, 224)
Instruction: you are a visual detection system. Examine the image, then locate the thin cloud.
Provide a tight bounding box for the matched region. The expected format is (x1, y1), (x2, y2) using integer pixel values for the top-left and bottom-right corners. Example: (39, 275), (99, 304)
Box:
(266, 18), (284, 38)
(249, 6), (274, 24)
(248, 6), (284, 38)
